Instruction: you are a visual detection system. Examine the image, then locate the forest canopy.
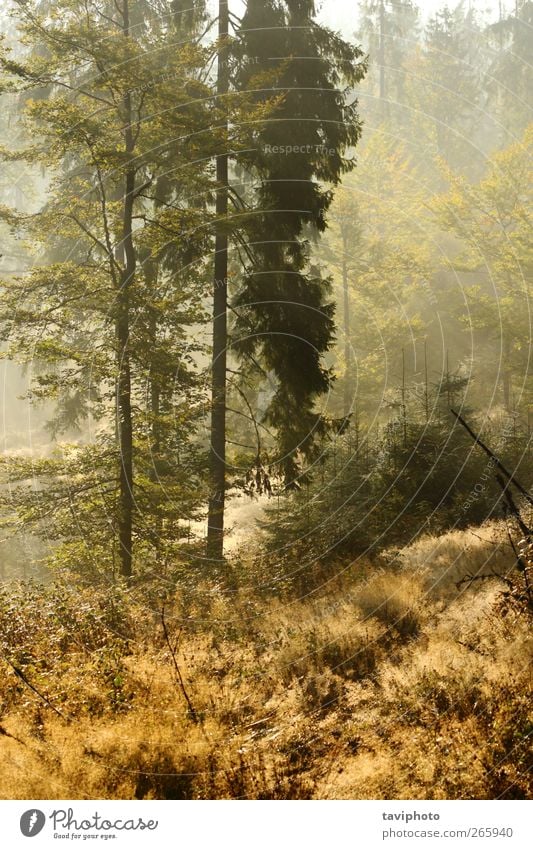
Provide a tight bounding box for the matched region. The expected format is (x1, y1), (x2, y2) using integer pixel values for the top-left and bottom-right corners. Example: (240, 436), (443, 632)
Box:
(0, 0), (529, 581)
(0, 0), (531, 805)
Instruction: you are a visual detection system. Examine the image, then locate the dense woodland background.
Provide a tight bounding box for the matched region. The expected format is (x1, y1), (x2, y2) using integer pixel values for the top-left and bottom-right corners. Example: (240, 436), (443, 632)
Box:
(0, 0), (531, 800)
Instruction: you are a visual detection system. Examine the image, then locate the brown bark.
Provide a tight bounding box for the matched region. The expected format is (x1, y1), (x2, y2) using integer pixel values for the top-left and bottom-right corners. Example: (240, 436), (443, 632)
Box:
(116, 0), (136, 578)
(207, 0), (229, 562)
(342, 248), (352, 418)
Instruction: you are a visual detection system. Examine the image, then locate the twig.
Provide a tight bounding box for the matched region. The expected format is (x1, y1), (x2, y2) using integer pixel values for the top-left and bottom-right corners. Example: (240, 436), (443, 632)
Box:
(160, 606), (198, 724)
(232, 383), (262, 460)
(5, 659), (68, 720)
(455, 571), (513, 590)
(468, 529), (512, 548)
(0, 723), (25, 744)
(496, 474), (532, 539)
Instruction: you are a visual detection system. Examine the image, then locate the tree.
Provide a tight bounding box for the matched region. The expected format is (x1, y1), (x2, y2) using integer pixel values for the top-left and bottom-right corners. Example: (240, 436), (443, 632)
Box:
(487, 0), (533, 139)
(204, 0), (367, 559)
(405, 4), (484, 172)
(321, 132), (434, 424)
(0, 0), (215, 579)
(357, 0), (419, 114)
(206, 0), (230, 561)
(231, 0), (367, 486)
(323, 185), (364, 418)
(434, 124), (533, 414)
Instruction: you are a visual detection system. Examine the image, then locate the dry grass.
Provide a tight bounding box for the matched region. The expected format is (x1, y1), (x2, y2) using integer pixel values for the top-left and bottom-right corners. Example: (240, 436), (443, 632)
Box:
(0, 521), (531, 799)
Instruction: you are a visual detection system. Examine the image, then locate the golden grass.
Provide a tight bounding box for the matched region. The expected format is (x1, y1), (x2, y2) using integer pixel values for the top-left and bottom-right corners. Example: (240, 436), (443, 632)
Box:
(0, 522), (531, 799)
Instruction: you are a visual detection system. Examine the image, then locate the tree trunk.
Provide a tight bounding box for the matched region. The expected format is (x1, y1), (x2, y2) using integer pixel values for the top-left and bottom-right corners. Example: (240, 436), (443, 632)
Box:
(145, 258), (161, 460)
(502, 335), (512, 411)
(207, 0), (229, 562)
(116, 0), (135, 578)
(117, 255), (134, 579)
(379, 0), (386, 106)
(342, 247), (352, 418)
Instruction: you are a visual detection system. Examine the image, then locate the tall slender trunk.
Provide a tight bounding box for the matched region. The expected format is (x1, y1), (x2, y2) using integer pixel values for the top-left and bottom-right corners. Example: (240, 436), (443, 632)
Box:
(144, 258), (161, 459)
(148, 300), (164, 558)
(424, 338), (429, 423)
(116, 0), (136, 578)
(342, 246), (352, 418)
(150, 313), (161, 460)
(503, 336), (512, 411)
(207, 0), (229, 561)
(401, 347), (407, 448)
(379, 0), (386, 106)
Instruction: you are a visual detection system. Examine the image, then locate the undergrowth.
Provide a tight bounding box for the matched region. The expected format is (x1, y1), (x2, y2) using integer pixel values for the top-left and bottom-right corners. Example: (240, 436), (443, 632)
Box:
(0, 523), (531, 800)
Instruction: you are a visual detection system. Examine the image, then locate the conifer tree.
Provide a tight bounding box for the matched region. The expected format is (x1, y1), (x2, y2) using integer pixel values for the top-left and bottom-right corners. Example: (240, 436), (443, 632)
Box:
(357, 0), (419, 111)
(488, 0), (533, 138)
(232, 0), (367, 485)
(204, 0), (366, 558)
(406, 5), (483, 171)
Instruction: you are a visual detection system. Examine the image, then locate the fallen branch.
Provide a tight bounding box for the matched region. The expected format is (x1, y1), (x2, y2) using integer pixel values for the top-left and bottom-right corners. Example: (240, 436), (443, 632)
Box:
(450, 409), (533, 507)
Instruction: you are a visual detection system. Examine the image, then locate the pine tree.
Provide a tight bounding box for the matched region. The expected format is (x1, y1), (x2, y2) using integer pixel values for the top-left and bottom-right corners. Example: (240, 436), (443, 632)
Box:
(357, 0), (419, 114)
(487, 0), (533, 138)
(406, 4), (483, 171)
(203, 0), (366, 559)
(231, 0), (367, 486)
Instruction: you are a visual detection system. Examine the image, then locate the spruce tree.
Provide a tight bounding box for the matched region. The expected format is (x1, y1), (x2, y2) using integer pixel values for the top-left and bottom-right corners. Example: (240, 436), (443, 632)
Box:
(357, 0), (419, 111)
(488, 0), (533, 137)
(407, 5), (483, 171)
(232, 0), (367, 485)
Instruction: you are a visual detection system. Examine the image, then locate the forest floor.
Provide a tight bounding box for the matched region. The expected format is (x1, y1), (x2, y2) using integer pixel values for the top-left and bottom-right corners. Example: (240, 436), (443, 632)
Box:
(0, 522), (531, 800)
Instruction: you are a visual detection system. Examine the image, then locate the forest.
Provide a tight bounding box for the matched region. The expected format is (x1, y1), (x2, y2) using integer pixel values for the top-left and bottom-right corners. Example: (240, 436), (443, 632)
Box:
(0, 0), (531, 800)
